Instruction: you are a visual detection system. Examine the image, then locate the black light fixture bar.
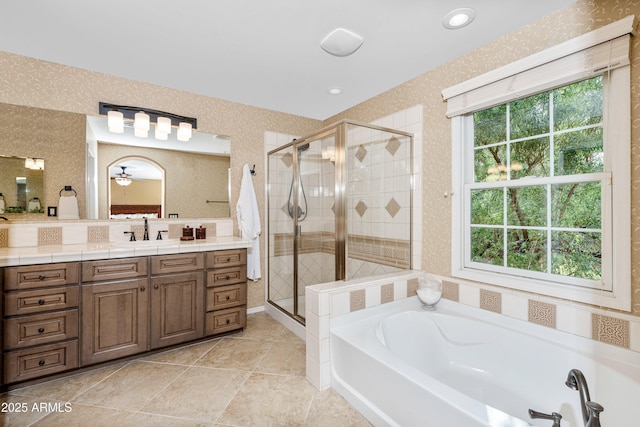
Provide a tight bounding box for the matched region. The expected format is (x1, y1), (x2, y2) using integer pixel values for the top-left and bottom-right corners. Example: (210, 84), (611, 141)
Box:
(98, 102), (197, 129)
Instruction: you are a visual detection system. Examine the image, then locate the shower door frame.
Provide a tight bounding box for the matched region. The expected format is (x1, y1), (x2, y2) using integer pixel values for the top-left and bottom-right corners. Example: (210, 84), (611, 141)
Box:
(266, 119), (414, 325)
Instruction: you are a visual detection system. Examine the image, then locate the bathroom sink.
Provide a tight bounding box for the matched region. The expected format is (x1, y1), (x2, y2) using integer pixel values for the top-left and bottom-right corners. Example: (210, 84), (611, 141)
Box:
(111, 239), (180, 248)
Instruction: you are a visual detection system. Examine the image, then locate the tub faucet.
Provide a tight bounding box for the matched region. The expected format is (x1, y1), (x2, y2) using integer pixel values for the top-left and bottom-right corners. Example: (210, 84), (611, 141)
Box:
(565, 369), (604, 427)
(529, 409), (562, 427)
(143, 217), (149, 240)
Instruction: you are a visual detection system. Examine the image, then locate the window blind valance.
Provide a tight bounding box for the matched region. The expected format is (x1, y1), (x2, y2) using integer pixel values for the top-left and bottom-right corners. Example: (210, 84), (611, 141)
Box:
(442, 15), (635, 118)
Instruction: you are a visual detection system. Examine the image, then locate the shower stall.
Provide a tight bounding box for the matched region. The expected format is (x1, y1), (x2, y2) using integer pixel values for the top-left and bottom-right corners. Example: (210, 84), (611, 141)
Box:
(267, 120), (414, 324)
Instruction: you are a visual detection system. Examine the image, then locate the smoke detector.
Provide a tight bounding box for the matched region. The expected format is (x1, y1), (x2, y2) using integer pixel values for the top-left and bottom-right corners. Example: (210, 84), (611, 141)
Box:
(320, 28), (364, 57)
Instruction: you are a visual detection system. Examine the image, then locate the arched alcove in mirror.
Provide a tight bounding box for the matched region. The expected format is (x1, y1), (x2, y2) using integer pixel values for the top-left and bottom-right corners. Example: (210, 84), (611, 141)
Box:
(108, 157), (165, 218)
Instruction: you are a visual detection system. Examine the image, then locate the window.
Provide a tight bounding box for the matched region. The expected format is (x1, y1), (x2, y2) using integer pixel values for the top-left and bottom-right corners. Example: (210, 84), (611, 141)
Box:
(444, 17), (633, 310)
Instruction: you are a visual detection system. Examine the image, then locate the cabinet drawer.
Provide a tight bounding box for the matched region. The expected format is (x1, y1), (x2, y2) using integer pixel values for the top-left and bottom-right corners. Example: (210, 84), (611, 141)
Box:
(3, 263), (79, 290)
(4, 309), (79, 350)
(207, 283), (247, 311)
(207, 266), (247, 287)
(205, 306), (246, 335)
(4, 340), (79, 384)
(4, 286), (79, 316)
(206, 249), (247, 268)
(82, 257), (147, 282)
(151, 253), (204, 275)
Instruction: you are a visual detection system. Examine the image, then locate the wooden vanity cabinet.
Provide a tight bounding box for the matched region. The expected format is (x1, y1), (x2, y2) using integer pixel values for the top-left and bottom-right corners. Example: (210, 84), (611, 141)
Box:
(205, 249), (247, 335)
(80, 258), (149, 366)
(150, 253), (205, 349)
(2, 263), (80, 384)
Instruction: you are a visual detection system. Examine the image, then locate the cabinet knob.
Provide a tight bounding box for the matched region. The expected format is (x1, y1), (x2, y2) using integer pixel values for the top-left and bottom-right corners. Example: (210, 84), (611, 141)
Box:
(225, 295), (230, 300)
(38, 299), (46, 305)
(38, 360), (45, 366)
(154, 284), (159, 289)
(226, 257), (231, 262)
(38, 327), (45, 333)
(226, 319), (230, 325)
(140, 286), (146, 291)
(38, 275), (46, 281)
(225, 275), (231, 280)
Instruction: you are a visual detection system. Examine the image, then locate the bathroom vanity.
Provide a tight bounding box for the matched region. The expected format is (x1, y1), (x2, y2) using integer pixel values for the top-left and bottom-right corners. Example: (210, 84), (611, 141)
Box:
(0, 243), (249, 387)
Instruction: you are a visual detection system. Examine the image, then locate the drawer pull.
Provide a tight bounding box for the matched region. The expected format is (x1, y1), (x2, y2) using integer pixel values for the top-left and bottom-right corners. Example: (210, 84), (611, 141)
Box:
(225, 295), (230, 300)
(38, 275), (46, 281)
(226, 319), (230, 325)
(38, 360), (45, 366)
(226, 257), (231, 261)
(38, 327), (45, 334)
(225, 275), (231, 280)
(38, 299), (46, 305)
(140, 286), (146, 291)
(154, 284), (159, 289)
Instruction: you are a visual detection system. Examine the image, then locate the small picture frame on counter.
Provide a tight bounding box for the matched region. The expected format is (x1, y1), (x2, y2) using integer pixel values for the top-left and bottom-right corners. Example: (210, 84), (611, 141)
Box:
(47, 206), (57, 217)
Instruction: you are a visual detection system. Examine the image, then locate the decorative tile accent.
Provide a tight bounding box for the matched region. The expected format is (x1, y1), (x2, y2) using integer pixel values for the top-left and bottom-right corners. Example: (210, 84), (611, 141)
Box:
(480, 289), (501, 313)
(442, 281), (459, 301)
(281, 152), (293, 168)
(355, 145), (367, 163)
(592, 314), (630, 349)
(385, 198), (401, 218)
(355, 200), (368, 217)
(385, 136), (402, 156)
(168, 224), (184, 239)
(407, 278), (418, 296)
(87, 225), (109, 243)
(38, 227), (62, 246)
(381, 283), (394, 304)
(528, 300), (556, 329)
(350, 289), (366, 312)
(0, 228), (8, 248)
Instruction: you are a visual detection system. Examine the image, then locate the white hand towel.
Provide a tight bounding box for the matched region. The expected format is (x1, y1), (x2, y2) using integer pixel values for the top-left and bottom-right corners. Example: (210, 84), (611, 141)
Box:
(58, 195), (79, 220)
(236, 163), (261, 281)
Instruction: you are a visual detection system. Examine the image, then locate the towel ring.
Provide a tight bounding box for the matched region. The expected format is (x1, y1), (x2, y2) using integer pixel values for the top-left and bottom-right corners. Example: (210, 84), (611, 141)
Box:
(59, 186), (77, 196)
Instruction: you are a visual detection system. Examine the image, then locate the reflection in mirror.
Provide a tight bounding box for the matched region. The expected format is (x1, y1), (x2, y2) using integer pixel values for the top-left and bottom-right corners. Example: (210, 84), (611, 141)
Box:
(87, 115), (231, 219)
(0, 155), (45, 214)
(108, 158), (164, 218)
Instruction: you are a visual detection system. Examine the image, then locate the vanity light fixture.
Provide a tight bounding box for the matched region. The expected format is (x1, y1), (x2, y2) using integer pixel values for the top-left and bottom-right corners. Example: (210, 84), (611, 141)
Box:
(442, 8), (476, 29)
(24, 157), (45, 170)
(99, 102), (197, 142)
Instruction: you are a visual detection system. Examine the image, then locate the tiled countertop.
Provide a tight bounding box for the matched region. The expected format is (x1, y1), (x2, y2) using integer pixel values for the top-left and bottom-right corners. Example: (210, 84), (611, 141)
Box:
(0, 236), (252, 267)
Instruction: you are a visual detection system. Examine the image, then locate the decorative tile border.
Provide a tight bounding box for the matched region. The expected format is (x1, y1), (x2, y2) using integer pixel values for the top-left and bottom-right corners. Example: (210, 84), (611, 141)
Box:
(38, 227), (62, 246)
(406, 277), (418, 296)
(381, 283), (394, 304)
(480, 289), (501, 313)
(350, 289), (366, 311)
(87, 225), (109, 243)
(0, 228), (8, 248)
(528, 300), (557, 328)
(592, 313), (630, 349)
(442, 280), (460, 302)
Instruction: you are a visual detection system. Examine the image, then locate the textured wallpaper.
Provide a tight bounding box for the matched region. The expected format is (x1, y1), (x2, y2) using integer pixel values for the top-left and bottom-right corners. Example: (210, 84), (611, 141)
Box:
(325, 0), (640, 316)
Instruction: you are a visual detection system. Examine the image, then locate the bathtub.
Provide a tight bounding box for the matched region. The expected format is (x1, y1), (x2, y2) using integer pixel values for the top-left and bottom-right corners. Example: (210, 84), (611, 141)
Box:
(330, 297), (640, 427)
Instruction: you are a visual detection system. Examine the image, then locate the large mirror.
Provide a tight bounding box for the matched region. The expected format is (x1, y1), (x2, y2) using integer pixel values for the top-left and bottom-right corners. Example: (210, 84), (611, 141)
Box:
(0, 155), (45, 214)
(0, 102), (232, 220)
(88, 115), (231, 219)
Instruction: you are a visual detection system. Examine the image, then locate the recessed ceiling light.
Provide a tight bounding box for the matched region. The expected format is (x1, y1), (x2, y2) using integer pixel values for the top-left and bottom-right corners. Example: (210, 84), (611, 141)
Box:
(328, 87), (342, 95)
(443, 8), (476, 29)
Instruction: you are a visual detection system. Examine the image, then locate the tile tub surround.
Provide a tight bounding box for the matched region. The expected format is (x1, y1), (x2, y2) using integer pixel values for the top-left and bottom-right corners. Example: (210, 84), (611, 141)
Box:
(1, 312), (371, 426)
(0, 218), (249, 267)
(305, 271), (640, 390)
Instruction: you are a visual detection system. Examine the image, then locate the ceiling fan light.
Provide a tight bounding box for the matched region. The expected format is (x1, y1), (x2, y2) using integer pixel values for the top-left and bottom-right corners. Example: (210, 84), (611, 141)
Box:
(177, 122), (192, 141)
(157, 117), (171, 134)
(115, 177), (132, 187)
(134, 111), (150, 131)
(155, 126), (169, 141)
(107, 110), (124, 133)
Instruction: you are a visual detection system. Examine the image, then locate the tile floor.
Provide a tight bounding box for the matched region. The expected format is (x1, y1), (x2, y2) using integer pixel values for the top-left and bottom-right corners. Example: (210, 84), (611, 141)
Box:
(1, 312), (371, 427)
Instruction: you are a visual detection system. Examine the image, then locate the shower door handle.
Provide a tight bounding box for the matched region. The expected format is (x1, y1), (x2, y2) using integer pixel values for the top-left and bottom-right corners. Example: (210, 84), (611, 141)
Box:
(296, 225), (302, 236)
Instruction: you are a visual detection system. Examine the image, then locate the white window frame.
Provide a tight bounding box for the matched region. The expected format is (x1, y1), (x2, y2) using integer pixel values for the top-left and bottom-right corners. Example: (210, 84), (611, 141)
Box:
(446, 17), (633, 311)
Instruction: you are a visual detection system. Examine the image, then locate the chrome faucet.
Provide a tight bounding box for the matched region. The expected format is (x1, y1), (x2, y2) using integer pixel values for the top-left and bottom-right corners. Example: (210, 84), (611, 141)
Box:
(565, 369), (604, 427)
(143, 217), (149, 241)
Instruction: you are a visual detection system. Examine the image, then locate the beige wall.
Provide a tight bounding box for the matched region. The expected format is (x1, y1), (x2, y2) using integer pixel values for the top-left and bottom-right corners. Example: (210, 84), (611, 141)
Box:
(0, 54), (321, 309)
(110, 179), (162, 205)
(325, 0), (640, 316)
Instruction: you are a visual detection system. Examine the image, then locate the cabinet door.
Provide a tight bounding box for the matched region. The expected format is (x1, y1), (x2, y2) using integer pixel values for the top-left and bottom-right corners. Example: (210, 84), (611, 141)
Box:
(81, 279), (149, 365)
(150, 272), (204, 349)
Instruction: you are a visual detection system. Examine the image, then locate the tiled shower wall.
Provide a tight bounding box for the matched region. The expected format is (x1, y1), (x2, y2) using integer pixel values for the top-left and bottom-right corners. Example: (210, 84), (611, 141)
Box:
(264, 105), (423, 305)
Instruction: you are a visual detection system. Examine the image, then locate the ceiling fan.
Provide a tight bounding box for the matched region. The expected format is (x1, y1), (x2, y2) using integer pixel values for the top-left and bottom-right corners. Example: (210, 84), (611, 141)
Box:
(114, 166), (133, 187)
